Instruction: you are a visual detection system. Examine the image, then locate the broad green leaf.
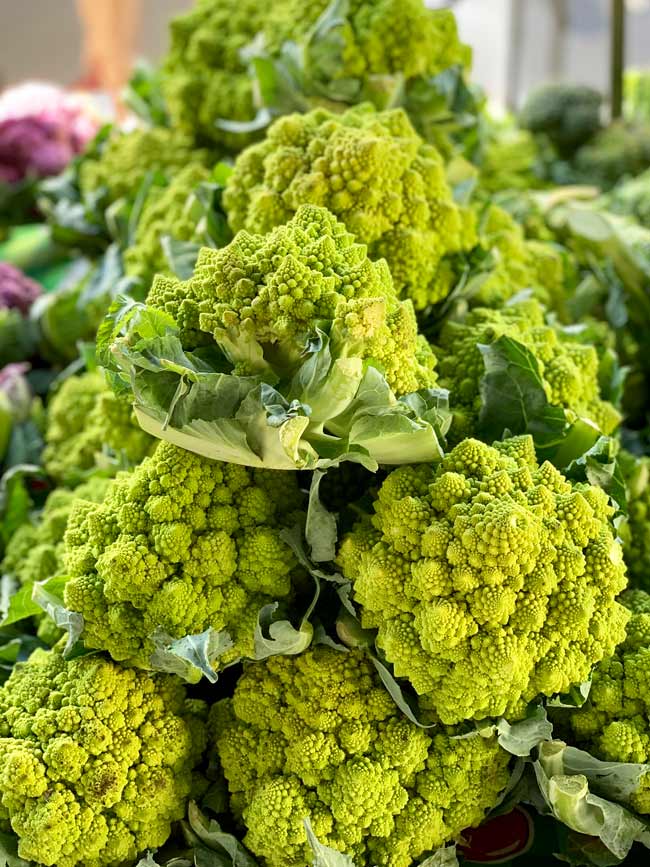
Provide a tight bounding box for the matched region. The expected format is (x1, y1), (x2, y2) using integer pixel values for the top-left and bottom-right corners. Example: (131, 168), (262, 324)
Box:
(161, 237), (202, 280)
(535, 740), (650, 860)
(304, 819), (356, 867)
(186, 802), (259, 867)
(492, 706), (553, 757)
(565, 436), (627, 510)
(1, 580), (39, 626)
(0, 831), (30, 867)
(32, 576), (83, 656)
(478, 336), (567, 443)
(254, 602), (314, 660)
(149, 628), (234, 684)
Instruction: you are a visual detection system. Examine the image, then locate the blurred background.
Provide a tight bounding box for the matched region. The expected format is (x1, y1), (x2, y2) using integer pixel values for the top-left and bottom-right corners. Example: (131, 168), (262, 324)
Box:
(1, 0), (649, 109)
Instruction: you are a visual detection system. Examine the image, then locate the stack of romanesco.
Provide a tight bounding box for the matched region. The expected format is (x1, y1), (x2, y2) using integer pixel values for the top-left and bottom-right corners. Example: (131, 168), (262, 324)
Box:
(5, 1), (650, 866)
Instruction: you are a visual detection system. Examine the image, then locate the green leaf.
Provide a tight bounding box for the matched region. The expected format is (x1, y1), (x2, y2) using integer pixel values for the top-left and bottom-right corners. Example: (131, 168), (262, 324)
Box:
(32, 576), (83, 656)
(254, 602), (314, 660)
(418, 846), (459, 867)
(0, 464), (45, 553)
(306, 471), (338, 563)
(370, 655), (436, 729)
(1, 579), (39, 626)
(478, 336), (568, 443)
(149, 628), (234, 684)
(123, 61), (170, 127)
(535, 740), (650, 860)
(304, 818), (356, 867)
(492, 705), (554, 757)
(186, 802), (259, 867)
(565, 436), (627, 510)
(0, 831), (30, 867)
(161, 237), (202, 280)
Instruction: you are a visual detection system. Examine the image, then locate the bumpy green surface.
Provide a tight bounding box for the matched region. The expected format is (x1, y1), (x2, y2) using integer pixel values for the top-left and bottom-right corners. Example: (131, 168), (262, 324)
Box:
(1, 476), (110, 587)
(161, 0), (469, 150)
(0, 648), (207, 867)
(223, 105), (474, 308)
(213, 647), (510, 867)
(78, 127), (211, 205)
(124, 163), (211, 288)
(148, 203), (437, 395)
(161, 0), (269, 151)
(563, 590), (650, 813)
(437, 298), (621, 443)
(338, 436), (629, 724)
(62, 440), (305, 669)
(42, 371), (154, 484)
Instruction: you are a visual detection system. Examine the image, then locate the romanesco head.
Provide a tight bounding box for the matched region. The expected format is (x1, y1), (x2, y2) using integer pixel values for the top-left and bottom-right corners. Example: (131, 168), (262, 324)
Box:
(148, 204), (437, 395)
(337, 436), (630, 724)
(457, 204), (574, 312)
(162, 0), (269, 151)
(0, 647), (207, 867)
(1, 476), (110, 588)
(62, 440), (305, 669)
(223, 105), (475, 308)
(437, 298), (621, 443)
(124, 164), (211, 290)
(78, 127), (211, 206)
(43, 370), (154, 485)
(162, 0), (469, 151)
(212, 647), (510, 867)
(561, 590), (650, 813)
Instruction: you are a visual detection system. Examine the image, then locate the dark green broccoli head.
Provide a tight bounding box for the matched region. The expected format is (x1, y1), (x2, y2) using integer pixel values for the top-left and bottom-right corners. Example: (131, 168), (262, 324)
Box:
(574, 121), (650, 190)
(519, 83), (602, 156)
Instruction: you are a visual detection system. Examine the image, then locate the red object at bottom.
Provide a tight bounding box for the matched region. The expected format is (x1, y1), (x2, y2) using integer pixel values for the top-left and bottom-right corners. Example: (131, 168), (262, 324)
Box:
(459, 807), (534, 863)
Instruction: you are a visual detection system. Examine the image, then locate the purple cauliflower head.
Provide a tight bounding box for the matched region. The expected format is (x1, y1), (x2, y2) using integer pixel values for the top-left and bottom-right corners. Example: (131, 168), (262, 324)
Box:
(0, 82), (100, 183)
(0, 262), (42, 314)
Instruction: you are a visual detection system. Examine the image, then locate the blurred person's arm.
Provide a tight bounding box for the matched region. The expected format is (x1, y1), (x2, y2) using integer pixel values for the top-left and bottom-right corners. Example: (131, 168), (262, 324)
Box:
(76, 0), (142, 112)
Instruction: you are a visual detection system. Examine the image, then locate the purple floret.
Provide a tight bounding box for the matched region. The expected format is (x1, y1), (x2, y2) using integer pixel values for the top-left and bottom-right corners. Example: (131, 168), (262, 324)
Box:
(0, 262), (42, 314)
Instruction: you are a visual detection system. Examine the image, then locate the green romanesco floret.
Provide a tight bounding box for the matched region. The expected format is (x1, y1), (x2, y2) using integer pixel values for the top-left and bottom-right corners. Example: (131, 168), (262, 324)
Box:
(161, 0), (470, 151)
(1, 476), (111, 587)
(223, 104), (475, 309)
(212, 647), (510, 867)
(337, 436), (630, 725)
(619, 454), (650, 592)
(148, 204), (437, 395)
(519, 83), (602, 158)
(123, 163), (212, 290)
(446, 204), (574, 313)
(0, 646), (207, 867)
(161, 0), (270, 151)
(78, 127), (212, 206)
(437, 297), (621, 444)
(1, 477), (111, 647)
(263, 0), (470, 112)
(560, 590), (650, 814)
(42, 370), (154, 485)
(62, 440), (305, 669)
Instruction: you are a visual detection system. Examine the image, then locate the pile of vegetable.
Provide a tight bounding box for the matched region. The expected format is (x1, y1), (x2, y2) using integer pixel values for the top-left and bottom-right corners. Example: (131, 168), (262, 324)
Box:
(4, 3), (650, 866)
